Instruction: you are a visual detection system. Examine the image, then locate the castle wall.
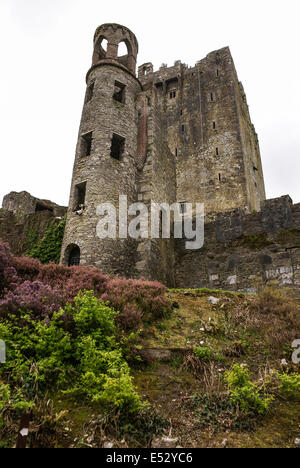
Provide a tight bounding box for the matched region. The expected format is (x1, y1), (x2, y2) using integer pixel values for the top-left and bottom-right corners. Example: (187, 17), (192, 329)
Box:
(2, 192), (66, 220)
(0, 208), (63, 257)
(139, 47), (266, 215)
(175, 196), (300, 291)
(133, 90), (177, 286)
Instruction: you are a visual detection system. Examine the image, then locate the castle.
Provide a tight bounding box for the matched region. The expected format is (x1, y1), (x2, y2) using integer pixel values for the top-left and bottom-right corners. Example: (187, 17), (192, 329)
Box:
(2, 23), (298, 293)
(60, 23), (270, 287)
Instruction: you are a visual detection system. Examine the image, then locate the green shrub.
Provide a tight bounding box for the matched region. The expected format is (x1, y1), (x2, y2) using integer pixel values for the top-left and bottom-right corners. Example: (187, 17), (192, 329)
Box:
(194, 346), (213, 362)
(224, 364), (274, 415)
(276, 372), (300, 398)
(0, 291), (143, 414)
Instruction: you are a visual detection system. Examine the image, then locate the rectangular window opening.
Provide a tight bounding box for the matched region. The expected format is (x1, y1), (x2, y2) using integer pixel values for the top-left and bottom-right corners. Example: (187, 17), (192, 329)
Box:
(175, 148), (178, 157)
(113, 81), (126, 104)
(169, 90), (177, 99)
(85, 82), (95, 103)
(181, 124), (185, 133)
(216, 69), (219, 77)
(210, 93), (214, 102)
(74, 182), (87, 211)
(216, 147), (219, 156)
(81, 132), (93, 158)
(110, 133), (125, 160)
(180, 202), (187, 214)
(213, 121), (216, 129)
(218, 173), (222, 182)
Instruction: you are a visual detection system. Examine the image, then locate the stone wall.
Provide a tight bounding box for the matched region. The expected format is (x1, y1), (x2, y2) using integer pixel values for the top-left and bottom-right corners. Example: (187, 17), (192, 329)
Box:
(2, 191), (66, 220)
(139, 47), (266, 215)
(0, 191), (67, 256)
(175, 196), (300, 291)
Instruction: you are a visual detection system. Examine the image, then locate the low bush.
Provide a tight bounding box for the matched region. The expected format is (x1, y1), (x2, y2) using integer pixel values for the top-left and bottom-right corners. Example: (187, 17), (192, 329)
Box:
(0, 240), (171, 330)
(0, 291), (143, 415)
(276, 372), (300, 398)
(224, 364), (274, 415)
(194, 346), (213, 362)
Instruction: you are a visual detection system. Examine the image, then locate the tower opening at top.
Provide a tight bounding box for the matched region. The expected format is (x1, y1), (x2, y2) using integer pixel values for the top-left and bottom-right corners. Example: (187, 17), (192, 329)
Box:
(92, 24), (139, 75)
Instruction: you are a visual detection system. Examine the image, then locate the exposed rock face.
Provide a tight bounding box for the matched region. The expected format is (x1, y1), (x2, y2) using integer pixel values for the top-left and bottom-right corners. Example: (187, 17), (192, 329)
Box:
(0, 192), (67, 256)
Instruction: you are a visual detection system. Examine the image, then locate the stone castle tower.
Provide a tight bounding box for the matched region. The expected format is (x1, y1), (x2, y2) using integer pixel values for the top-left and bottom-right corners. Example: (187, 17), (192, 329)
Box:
(61, 23), (266, 287)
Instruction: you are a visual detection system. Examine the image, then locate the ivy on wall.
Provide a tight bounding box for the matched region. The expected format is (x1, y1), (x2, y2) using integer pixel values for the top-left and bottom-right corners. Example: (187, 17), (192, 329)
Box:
(26, 220), (40, 252)
(29, 218), (66, 264)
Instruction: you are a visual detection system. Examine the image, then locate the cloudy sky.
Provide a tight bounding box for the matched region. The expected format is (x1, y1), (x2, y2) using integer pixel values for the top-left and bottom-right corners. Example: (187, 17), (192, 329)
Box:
(0, 0), (299, 207)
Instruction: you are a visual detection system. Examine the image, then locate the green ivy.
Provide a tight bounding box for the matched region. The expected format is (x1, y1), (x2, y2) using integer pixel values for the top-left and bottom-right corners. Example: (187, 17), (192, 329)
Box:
(26, 220), (40, 251)
(29, 218), (66, 264)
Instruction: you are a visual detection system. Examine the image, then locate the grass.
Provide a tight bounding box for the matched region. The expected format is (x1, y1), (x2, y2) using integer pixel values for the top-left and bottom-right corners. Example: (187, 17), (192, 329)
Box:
(2, 285), (299, 448)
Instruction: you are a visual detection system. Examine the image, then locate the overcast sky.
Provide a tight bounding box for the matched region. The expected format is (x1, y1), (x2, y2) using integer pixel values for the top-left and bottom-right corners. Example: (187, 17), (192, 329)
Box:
(0, 0), (299, 207)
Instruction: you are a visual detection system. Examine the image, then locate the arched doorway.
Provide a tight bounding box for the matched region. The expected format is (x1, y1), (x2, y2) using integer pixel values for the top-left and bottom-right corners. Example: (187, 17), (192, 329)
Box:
(68, 245), (81, 266)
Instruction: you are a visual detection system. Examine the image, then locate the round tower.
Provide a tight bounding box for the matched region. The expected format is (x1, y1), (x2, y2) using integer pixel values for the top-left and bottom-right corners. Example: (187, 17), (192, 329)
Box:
(61, 24), (142, 275)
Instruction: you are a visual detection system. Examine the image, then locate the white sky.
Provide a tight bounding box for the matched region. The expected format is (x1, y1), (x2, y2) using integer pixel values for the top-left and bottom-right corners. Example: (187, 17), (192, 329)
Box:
(0, 0), (299, 207)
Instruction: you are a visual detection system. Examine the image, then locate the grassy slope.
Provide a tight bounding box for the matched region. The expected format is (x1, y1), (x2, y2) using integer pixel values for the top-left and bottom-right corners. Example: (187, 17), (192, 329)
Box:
(4, 288), (299, 448)
(132, 289), (300, 448)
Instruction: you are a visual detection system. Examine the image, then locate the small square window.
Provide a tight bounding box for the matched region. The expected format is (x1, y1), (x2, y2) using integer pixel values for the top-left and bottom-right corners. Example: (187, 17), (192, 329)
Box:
(81, 132), (93, 158)
(85, 82), (95, 103)
(110, 133), (125, 160)
(113, 81), (126, 103)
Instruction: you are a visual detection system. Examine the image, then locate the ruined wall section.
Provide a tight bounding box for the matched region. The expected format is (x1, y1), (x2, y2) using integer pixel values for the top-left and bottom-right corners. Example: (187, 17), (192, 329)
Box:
(175, 196), (300, 291)
(2, 192), (66, 220)
(0, 209), (64, 257)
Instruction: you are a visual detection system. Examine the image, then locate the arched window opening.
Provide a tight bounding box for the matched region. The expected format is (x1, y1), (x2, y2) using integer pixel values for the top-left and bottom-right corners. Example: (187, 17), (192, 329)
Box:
(118, 41), (128, 57)
(102, 38), (108, 52)
(94, 36), (108, 62)
(68, 246), (80, 267)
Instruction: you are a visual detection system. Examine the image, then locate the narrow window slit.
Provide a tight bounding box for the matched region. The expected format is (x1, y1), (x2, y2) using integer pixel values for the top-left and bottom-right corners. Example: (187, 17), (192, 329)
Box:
(110, 134), (125, 160)
(81, 132), (93, 157)
(74, 182), (87, 212)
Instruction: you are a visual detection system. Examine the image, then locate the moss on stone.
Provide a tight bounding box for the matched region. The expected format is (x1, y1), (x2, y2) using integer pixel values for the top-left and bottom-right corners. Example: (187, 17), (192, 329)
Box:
(241, 233), (272, 250)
